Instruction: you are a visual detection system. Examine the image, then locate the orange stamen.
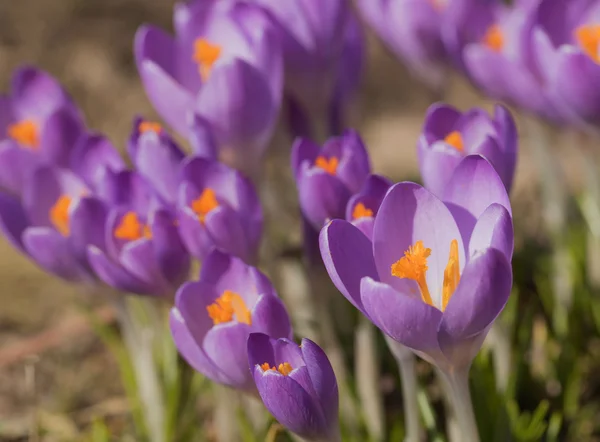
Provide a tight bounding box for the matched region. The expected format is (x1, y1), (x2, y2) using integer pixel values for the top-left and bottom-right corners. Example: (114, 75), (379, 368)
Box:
(442, 239), (461, 311)
(8, 120), (39, 149)
(191, 188), (219, 224)
(444, 131), (464, 152)
(483, 24), (504, 52)
(575, 25), (600, 63)
(114, 212), (152, 241)
(206, 290), (252, 325)
(391, 240), (434, 306)
(260, 362), (293, 376)
(193, 38), (222, 81)
(352, 203), (373, 220)
(50, 195), (72, 236)
(138, 121), (163, 134)
(315, 156), (339, 175)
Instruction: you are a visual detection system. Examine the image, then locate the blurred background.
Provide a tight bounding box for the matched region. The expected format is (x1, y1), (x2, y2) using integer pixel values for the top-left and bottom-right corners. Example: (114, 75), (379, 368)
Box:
(0, 0), (594, 441)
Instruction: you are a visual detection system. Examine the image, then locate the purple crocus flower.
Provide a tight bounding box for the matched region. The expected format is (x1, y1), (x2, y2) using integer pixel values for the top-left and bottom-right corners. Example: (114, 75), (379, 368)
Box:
(0, 165), (106, 283)
(357, 0), (447, 88)
(0, 67), (85, 194)
(418, 103), (517, 197)
(320, 156), (513, 373)
(248, 333), (340, 442)
(134, 2), (282, 173)
(345, 174), (393, 241)
(170, 250), (292, 392)
(292, 130), (371, 230)
(87, 169), (190, 297)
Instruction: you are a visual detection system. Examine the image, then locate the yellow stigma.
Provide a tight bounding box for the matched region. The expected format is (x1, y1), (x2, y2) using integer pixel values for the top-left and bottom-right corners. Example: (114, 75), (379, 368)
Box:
(8, 119), (39, 149)
(442, 239), (460, 311)
(391, 240), (434, 306)
(50, 195), (72, 236)
(191, 188), (219, 224)
(206, 290), (252, 325)
(260, 362), (293, 376)
(114, 212), (152, 241)
(444, 131), (464, 152)
(575, 24), (600, 63)
(482, 24), (504, 52)
(193, 38), (222, 81)
(138, 121), (163, 134)
(352, 202), (373, 220)
(315, 156), (339, 175)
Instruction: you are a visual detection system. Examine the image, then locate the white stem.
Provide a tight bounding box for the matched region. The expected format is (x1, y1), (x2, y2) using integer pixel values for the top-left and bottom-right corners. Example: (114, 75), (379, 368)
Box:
(441, 369), (480, 442)
(385, 337), (422, 442)
(485, 322), (511, 392)
(114, 297), (165, 442)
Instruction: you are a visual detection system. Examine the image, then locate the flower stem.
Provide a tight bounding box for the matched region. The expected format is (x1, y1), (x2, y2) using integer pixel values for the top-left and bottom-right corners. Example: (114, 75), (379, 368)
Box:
(441, 369), (480, 442)
(385, 337), (422, 442)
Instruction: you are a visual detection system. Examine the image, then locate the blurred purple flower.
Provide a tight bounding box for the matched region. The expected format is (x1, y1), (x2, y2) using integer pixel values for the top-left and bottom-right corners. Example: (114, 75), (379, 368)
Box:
(248, 333), (340, 441)
(170, 251), (292, 392)
(292, 130), (371, 230)
(418, 103), (517, 197)
(0, 67), (85, 194)
(320, 156), (513, 372)
(134, 2), (283, 173)
(87, 169), (190, 297)
(345, 174), (393, 241)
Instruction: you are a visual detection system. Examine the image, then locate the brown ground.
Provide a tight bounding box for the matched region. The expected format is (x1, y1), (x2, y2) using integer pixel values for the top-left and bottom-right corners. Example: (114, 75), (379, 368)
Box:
(0, 0), (584, 440)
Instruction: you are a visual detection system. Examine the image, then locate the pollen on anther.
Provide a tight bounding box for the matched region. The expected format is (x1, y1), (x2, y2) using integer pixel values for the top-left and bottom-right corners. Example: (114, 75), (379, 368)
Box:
(206, 290), (252, 326)
(260, 362), (293, 376)
(444, 131), (464, 152)
(50, 195), (72, 236)
(193, 38), (222, 81)
(191, 188), (219, 224)
(315, 156), (339, 175)
(8, 120), (39, 149)
(138, 121), (163, 134)
(575, 25), (600, 63)
(114, 212), (152, 241)
(483, 24), (504, 52)
(352, 202), (373, 220)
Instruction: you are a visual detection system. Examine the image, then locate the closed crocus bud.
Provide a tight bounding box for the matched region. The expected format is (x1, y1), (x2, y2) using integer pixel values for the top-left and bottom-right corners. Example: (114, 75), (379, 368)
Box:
(0, 66), (85, 194)
(170, 251), (292, 392)
(320, 156), (513, 374)
(135, 2), (282, 175)
(358, 0), (447, 88)
(292, 130), (371, 230)
(418, 103), (517, 198)
(176, 157), (262, 264)
(0, 165), (106, 283)
(345, 174), (393, 241)
(529, 0), (600, 128)
(248, 333), (340, 442)
(87, 169), (190, 297)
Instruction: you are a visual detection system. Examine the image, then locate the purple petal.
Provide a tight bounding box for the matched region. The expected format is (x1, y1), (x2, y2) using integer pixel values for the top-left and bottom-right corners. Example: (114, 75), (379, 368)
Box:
(119, 239), (172, 296)
(151, 209), (190, 288)
(204, 206), (256, 263)
(298, 169), (351, 230)
(417, 141), (463, 199)
(469, 203), (514, 260)
(421, 103), (462, 143)
(39, 107), (84, 167)
(251, 294), (293, 340)
(334, 130), (371, 193)
(177, 206), (215, 260)
(175, 280), (221, 345)
(69, 134), (125, 188)
(319, 220), (378, 314)
(188, 115), (218, 159)
(291, 138), (321, 180)
(0, 140), (37, 195)
(247, 334), (305, 372)
(68, 196), (108, 264)
(0, 191), (28, 251)
(492, 104), (518, 189)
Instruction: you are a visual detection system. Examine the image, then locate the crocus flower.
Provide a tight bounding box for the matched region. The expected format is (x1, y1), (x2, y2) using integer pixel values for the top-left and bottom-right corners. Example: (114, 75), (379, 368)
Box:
(248, 333), (340, 442)
(292, 130), (371, 230)
(320, 156), (513, 373)
(418, 103), (517, 197)
(345, 174), (392, 241)
(0, 67), (85, 194)
(0, 165), (106, 283)
(170, 250), (292, 392)
(357, 0), (447, 88)
(134, 2), (282, 172)
(87, 169), (190, 297)
(529, 0), (600, 127)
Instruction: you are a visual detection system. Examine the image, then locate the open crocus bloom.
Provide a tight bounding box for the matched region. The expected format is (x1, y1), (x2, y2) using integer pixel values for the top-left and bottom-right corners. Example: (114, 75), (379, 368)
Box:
(0, 67), (85, 195)
(418, 103), (517, 198)
(320, 156), (513, 372)
(170, 251), (292, 392)
(345, 174), (392, 241)
(248, 333), (339, 441)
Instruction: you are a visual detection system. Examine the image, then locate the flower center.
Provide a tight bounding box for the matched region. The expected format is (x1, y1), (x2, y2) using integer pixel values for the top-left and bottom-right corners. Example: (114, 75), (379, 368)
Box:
(206, 290), (252, 325)
(8, 119), (39, 149)
(138, 121), (163, 134)
(260, 362), (293, 376)
(114, 212), (152, 241)
(391, 239), (461, 311)
(429, 0), (447, 11)
(193, 38), (222, 82)
(50, 195), (72, 236)
(352, 202), (373, 220)
(444, 130), (464, 152)
(482, 24), (504, 52)
(575, 24), (600, 63)
(191, 188), (219, 224)
(315, 156), (339, 175)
